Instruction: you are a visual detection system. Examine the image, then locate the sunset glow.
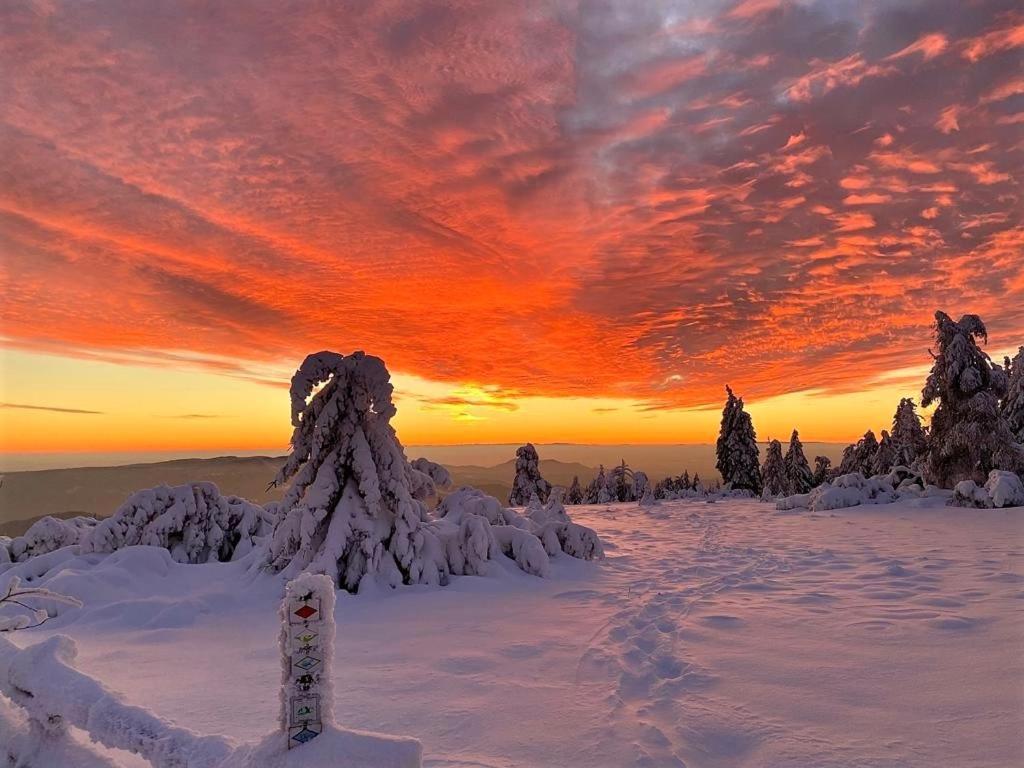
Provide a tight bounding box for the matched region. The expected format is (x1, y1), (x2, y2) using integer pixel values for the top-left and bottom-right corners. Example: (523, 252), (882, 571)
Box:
(2, 0), (1023, 453)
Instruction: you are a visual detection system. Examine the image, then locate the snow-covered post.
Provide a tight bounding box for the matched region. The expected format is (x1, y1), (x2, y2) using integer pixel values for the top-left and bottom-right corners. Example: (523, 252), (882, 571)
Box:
(280, 573), (335, 749)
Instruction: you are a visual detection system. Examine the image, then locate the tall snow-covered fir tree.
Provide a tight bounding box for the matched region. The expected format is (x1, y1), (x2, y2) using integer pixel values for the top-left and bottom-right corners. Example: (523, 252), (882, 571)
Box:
(508, 443), (552, 506)
(715, 386), (762, 494)
(1002, 347), (1024, 442)
(761, 439), (786, 497)
(870, 430), (899, 476)
(263, 352), (605, 591)
(783, 429), (813, 494)
(263, 351), (449, 591)
(811, 455), (832, 487)
(890, 398), (928, 469)
(921, 311), (1024, 486)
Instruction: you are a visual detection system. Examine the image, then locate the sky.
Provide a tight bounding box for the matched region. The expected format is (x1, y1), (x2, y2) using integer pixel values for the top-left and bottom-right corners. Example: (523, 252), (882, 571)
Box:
(1, 0), (1022, 455)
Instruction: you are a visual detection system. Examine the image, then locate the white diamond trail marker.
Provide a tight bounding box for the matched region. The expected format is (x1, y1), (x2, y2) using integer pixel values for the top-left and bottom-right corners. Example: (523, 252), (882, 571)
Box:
(280, 572), (335, 749)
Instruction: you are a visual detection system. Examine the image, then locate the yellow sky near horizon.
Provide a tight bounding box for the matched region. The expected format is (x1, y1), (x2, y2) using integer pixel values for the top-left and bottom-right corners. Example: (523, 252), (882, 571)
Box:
(5, 345), (1006, 455)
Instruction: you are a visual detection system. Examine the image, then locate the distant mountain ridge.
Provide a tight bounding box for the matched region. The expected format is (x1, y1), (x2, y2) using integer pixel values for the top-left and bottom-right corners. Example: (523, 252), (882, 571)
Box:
(0, 442), (847, 537)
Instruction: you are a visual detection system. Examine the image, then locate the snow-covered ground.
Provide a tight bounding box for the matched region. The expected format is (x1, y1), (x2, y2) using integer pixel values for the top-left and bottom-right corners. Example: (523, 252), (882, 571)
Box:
(6, 498), (1023, 768)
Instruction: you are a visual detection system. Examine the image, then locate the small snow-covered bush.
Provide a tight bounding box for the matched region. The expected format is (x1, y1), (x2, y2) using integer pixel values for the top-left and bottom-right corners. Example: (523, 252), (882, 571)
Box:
(84, 482), (271, 564)
(410, 457), (452, 502)
(435, 485), (603, 577)
(951, 470), (1024, 508)
(2, 516), (97, 563)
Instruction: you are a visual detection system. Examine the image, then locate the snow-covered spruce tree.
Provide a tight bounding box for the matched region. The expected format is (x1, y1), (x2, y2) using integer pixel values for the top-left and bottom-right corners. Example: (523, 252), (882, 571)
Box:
(783, 429), (813, 494)
(837, 430), (879, 476)
(565, 475), (584, 505)
(811, 455), (832, 487)
(264, 352), (603, 591)
(86, 482), (270, 564)
(1002, 347), (1024, 442)
(890, 398), (928, 469)
(585, 465), (609, 503)
(508, 443), (552, 506)
(921, 312), (1024, 486)
(609, 459), (634, 501)
(692, 473), (703, 494)
(761, 439), (786, 498)
(715, 386), (763, 494)
(264, 351), (453, 590)
(633, 471), (650, 501)
(870, 430), (899, 477)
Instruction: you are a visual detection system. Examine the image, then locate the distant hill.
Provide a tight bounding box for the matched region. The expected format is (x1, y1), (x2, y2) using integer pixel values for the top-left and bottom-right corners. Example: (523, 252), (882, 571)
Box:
(445, 458), (597, 502)
(0, 442), (848, 537)
(0, 455), (595, 536)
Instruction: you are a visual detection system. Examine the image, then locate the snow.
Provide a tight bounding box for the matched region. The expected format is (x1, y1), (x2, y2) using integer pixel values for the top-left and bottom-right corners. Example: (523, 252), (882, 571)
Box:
(952, 470), (1024, 509)
(2, 497), (1021, 767)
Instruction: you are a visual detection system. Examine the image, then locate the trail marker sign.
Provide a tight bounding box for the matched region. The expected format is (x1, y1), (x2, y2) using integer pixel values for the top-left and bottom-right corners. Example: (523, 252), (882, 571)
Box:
(280, 573), (335, 750)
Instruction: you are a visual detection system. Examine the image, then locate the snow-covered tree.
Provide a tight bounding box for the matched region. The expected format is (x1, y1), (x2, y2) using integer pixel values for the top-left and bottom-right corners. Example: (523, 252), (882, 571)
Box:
(783, 429), (813, 494)
(633, 471), (650, 501)
(692, 473), (703, 494)
(870, 430), (899, 476)
(263, 351), (604, 592)
(264, 351), (454, 590)
(890, 398), (928, 469)
(565, 475), (584, 505)
(585, 465), (612, 503)
(761, 439), (786, 498)
(3, 516), (96, 563)
(1002, 347), (1024, 442)
(508, 443), (552, 506)
(811, 455), (832, 487)
(837, 430), (879, 477)
(921, 312), (1024, 486)
(86, 483), (270, 564)
(409, 457), (452, 501)
(680, 470), (691, 490)
(609, 459), (634, 501)
(715, 386), (762, 494)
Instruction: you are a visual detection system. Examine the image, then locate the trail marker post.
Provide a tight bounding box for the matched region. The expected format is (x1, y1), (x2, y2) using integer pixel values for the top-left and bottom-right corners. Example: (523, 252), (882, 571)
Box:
(280, 573), (335, 749)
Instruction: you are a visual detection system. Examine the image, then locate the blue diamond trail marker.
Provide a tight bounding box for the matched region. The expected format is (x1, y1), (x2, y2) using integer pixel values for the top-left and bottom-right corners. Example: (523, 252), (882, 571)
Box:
(280, 574), (335, 750)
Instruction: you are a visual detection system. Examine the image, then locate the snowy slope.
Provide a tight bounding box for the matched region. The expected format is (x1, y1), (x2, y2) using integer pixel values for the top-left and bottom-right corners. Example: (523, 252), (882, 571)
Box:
(5, 498), (1022, 768)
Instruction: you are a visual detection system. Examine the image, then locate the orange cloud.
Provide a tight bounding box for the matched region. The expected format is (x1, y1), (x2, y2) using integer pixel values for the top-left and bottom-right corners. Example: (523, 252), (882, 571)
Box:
(0, 0), (1021, 435)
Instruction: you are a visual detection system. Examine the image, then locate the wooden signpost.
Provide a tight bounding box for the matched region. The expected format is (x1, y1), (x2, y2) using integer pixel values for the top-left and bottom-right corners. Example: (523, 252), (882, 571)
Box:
(280, 573), (335, 749)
